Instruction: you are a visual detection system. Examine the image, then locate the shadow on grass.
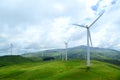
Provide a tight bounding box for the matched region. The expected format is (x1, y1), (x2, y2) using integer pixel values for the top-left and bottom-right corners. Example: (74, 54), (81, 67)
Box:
(107, 64), (120, 70)
(80, 67), (91, 72)
(0, 70), (25, 79)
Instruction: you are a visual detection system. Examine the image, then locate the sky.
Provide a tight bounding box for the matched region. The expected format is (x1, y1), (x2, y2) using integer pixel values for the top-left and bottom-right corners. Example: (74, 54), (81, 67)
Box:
(0, 0), (120, 55)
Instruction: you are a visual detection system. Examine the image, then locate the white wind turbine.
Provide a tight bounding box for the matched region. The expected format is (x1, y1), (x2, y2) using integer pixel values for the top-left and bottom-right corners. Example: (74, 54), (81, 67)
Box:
(73, 12), (104, 68)
(40, 46), (45, 58)
(64, 41), (68, 61)
(10, 43), (13, 55)
(64, 39), (69, 61)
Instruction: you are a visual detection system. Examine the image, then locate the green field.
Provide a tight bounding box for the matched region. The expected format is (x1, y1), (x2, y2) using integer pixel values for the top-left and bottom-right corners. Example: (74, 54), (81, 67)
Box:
(0, 60), (120, 80)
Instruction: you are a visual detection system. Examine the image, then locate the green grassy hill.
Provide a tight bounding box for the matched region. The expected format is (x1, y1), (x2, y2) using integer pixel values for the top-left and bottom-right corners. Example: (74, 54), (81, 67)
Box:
(0, 60), (120, 80)
(0, 55), (34, 67)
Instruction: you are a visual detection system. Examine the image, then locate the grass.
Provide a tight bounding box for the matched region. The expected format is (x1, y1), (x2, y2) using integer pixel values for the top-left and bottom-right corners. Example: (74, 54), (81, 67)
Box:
(0, 55), (34, 67)
(0, 60), (120, 80)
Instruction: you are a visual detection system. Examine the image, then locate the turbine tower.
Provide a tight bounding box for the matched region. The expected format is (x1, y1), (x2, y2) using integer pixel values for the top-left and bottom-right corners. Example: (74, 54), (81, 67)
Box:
(40, 46), (44, 58)
(73, 12), (104, 68)
(64, 40), (69, 61)
(10, 43), (13, 55)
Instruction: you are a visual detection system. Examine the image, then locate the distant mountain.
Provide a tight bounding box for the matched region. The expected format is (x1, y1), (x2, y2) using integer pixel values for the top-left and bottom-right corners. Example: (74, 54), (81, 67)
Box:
(22, 46), (120, 62)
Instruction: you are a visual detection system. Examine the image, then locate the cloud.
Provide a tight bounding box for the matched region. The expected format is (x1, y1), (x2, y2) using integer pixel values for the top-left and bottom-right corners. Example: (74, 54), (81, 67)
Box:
(0, 0), (120, 55)
(91, 0), (120, 49)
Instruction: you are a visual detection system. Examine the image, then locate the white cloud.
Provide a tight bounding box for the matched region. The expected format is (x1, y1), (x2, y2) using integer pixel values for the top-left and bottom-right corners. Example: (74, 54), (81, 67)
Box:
(0, 0), (120, 55)
(54, 3), (64, 13)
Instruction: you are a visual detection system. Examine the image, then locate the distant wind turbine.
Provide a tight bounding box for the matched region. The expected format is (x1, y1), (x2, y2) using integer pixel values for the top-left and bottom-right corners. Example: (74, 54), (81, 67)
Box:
(73, 12), (104, 68)
(40, 46), (48, 58)
(64, 39), (69, 61)
(41, 49), (44, 58)
(10, 43), (13, 55)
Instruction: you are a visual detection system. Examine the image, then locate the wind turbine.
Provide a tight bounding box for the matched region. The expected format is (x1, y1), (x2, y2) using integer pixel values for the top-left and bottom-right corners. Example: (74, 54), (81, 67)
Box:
(10, 43), (13, 55)
(73, 12), (104, 68)
(40, 46), (45, 58)
(64, 39), (69, 61)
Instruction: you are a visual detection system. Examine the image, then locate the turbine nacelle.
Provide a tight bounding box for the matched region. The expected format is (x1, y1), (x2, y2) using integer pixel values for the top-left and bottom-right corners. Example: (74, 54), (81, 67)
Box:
(86, 25), (89, 28)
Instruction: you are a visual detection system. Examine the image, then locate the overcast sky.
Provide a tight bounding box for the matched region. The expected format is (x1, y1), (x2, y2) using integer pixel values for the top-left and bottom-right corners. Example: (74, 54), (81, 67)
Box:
(0, 0), (120, 55)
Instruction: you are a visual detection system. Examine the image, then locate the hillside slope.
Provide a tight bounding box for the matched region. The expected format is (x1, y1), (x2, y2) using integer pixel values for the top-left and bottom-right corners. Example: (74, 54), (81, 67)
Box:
(0, 55), (34, 67)
(0, 60), (120, 80)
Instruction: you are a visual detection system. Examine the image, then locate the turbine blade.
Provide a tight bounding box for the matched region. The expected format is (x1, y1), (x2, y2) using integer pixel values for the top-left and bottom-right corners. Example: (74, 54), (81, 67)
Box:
(88, 29), (92, 46)
(89, 12), (104, 27)
(72, 24), (86, 28)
